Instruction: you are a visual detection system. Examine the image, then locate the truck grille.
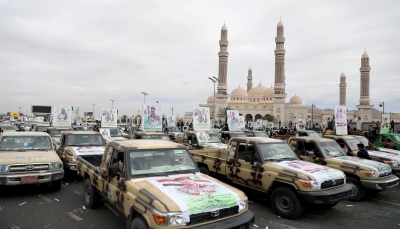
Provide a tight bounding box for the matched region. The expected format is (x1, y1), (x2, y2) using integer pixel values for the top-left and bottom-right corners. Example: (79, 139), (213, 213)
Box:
(9, 164), (49, 172)
(379, 172), (392, 177)
(321, 178), (344, 189)
(187, 206), (238, 225)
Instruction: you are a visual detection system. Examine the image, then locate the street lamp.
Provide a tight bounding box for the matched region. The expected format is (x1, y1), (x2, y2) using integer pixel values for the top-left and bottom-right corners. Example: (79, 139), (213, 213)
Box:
(311, 103), (315, 129)
(171, 107), (174, 115)
(141, 92), (149, 103)
(379, 102), (384, 114)
(208, 76), (219, 125)
(110, 99), (115, 109)
(19, 107), (21, 114)
(92, 103), (95, 118)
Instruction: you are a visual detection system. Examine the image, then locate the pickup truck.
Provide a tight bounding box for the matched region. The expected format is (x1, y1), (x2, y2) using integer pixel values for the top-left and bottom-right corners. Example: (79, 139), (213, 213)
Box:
(176, 131), (227, 150)
(0, 132), (64, 191)
(77, 140), (255, 229)
(56, 131), (105, 177)
(288, 137), (399, 201)
(323, 135), (400, 177)
(46, 126), (75, 148)
(352, 135), (400, 155)
(191, 137), (352, 219)
(374, 133), (400, 150)
(99, 127), (127, 143)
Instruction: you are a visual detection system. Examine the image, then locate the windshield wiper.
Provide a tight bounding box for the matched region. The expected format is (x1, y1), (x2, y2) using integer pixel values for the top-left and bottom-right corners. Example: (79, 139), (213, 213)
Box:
(277, 157), (297, 161)
(264, 158), (280, 162)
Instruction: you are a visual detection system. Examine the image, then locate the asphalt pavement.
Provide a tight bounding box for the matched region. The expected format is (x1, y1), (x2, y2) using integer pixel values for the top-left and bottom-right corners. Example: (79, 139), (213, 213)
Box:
(1, 177), (399, 229)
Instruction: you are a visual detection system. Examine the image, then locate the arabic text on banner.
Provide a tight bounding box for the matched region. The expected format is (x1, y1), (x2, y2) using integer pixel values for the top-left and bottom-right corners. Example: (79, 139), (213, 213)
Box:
(193, 107), (210, 131)
(334, 105), (348, 135)
(142, 104), (163, 131)
(183, 112), (193, 124)
(53, 106), (72, 127)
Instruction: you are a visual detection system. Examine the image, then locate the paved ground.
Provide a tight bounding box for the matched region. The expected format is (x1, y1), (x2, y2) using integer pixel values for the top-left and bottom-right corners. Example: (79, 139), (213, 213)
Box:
(0, 177), (399, 229)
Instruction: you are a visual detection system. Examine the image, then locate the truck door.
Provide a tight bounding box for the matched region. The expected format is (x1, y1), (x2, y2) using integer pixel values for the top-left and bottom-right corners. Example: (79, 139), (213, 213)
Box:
(107, 147), (126, 211)
(297, 141), (314, 163)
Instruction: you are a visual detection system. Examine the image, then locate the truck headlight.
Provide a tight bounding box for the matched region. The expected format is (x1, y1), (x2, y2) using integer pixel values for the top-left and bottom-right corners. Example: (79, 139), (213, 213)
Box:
(300, 180), (320, 189)
(49, 162), (63, 170)
(384, 161), (399, 167)
(67, 156), (77, 162)
(151, 209), (186, 226)
(362, 170), (378, 178)
(238, 196), (248, 212)
(0, 165), (9, 173)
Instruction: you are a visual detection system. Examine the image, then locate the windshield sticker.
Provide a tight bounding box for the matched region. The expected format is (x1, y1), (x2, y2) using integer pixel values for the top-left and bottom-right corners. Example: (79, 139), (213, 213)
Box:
(72, 146), (104, 155)
(274, 160), (344, 182)
(334, 156), (391, 173)
(174, 150), (184, 154)
(147, 174), (240, 223)
(15, 157), (26, 160)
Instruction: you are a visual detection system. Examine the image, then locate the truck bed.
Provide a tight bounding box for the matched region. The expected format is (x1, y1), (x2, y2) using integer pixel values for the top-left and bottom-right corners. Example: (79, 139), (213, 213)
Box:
(190, 149), (229, 176)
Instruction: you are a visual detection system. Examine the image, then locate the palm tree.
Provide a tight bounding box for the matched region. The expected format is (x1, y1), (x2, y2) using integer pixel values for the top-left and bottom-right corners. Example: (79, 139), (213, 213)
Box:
(216, 107), (231, 123)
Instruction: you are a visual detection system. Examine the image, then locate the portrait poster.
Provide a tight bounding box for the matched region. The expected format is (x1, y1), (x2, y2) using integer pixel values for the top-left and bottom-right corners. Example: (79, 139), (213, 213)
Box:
(99, 128), (110, 139)
(167, 115), (176, 127)
(101, 108), (117, 127)
(52, 106), (72, 127)
(255, 119), (263, 129)
(266, 122), (274, 130)
(148, 174), (239, 222)
(227, 110), (241, 131)
(334, 105), (348, 135)
(380, 114), (391, 133)
(239, 116), (245, 128)
(183, 112), (193, 125)
(193, 107), (210, 131)
(196, 132), (209, 145)
(142, 104), (163, 131)
(296, 119), (306, 130)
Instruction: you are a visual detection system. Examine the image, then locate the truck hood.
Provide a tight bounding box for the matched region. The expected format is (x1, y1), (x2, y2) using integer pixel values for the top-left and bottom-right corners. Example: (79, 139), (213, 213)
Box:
(378, 147), (400, 155)
(130, 173), (243, 223)
(272, 160), (345, 183)
(326, 156), (392, 175)
(65, 146), (105, 156)
(0, 150), (61, 164)
(368, 150), (400, 164)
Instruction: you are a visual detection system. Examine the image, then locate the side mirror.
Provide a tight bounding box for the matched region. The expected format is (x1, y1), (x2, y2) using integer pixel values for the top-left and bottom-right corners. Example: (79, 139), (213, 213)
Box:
(56, 145), (60, 151)
(244, 155), (252, 162)
(108, 166), (117, 177)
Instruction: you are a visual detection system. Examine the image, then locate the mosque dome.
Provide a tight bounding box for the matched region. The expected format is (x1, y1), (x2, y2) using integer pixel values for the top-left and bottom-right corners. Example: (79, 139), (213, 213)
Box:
(207, 95), (214, 104)
(248, 83), (267, 98)
(231, 86), (248, 97)
(362, 51), (369, 58)
(262, 86), (274, 97)
(290, 95), (302, 105)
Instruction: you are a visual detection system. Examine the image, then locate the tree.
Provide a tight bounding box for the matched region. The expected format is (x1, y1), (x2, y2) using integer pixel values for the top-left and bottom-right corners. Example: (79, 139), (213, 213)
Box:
(216, 107), (231, 123)
(262, 114), (276, 122)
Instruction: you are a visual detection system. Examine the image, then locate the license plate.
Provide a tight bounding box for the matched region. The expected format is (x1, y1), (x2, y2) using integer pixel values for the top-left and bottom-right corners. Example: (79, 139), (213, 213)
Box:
(21, 176), (38, 183)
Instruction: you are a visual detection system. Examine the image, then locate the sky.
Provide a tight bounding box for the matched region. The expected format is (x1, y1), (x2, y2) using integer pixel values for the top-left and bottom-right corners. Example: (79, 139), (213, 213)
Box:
(1, 0), (399, 118)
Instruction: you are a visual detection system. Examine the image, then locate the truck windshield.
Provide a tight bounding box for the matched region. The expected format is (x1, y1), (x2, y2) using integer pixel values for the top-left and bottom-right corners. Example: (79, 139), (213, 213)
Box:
(258, 143), (299, 161)
(354, 136), (368, 146)
(230, 132), (247, 137)
(344, 139), (361, 151)
(142, 134), (170, 141)
(254, 132), (269, 138)
(0, 126), (14, 130)
(110, 129), (123, 137)
(0, 136), (52, 151)
(129, 149), (198, 177)
(37, 126), (49, 131)
(208, 133), (221, 143)
(319, 142), (346, 157)
(66, 134), (104, 146)
(49, 129), (74, 137)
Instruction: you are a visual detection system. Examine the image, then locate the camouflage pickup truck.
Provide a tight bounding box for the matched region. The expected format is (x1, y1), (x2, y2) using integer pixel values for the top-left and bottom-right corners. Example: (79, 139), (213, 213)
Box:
(191, 137), (352, 219)
(0, 132), (63, 191)
(323, 135), (400, 177)
(288, 137), (399, 201)
(56, 131), (105, 177)
(77, 140), (255, 229)
(175, 131), (227, 150)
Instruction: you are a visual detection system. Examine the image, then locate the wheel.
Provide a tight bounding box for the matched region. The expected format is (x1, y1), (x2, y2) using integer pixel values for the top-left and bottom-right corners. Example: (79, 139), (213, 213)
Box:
(50, 179), (62, 192)
(270, 186), (304, 219)
(130, 217), (148, 229)
(346, 177), (365, 201)
(199, 167), (210, 175)
(83, 178), (101, 208)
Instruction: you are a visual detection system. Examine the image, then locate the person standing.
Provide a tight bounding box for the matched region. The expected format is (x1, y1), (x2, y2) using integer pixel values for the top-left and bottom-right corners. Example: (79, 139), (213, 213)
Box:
(366, 139), (380, 151)
(357, 143), (370, 159)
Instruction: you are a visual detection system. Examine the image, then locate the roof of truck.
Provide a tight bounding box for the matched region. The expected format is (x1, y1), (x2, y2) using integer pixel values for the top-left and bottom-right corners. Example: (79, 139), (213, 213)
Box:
(109, 139), (186, 150)
(63, 131), (100, 135)
(290, 137), (333, 142)
(323, 135), (355, 140)
(231, 137), (285, 143)
(0, 132), (50, 137)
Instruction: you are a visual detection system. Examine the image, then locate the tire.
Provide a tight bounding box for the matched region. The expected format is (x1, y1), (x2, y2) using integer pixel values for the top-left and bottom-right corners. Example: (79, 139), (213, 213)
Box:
(270, 186), (304, 219)
(346, 177), (365, 201)
(199, 167), (210, 175)
(83, 178), (101, 208)
(130, 217), (148, 229)
(50, 179), (62, 192)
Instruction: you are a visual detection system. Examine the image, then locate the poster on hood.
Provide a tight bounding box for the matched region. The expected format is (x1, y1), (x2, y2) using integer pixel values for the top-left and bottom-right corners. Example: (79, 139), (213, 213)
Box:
(239, 116), (245, 128)
(193, 107), (210, 131)
(380, 114), (391, 133)
(334, 156), (391, 173)
(148, 174), (240, 222)
(183, 112), (193, 125)
(52, 106), (72, 127)
(334, 105), (348, 135)
(72, 146), (104, 155)
(227, 110), (241, 131)
(142, 104), (163, 131)
(101, 108), (117, 127)
(167, 115), (176, 127)
(296, 119), (306, 130)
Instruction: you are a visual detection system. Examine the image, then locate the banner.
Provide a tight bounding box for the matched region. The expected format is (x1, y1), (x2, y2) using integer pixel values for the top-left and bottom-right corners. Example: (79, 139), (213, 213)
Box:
(99, 128), (111, 139)
(8, 112), (19, 117)
(167, 115), (176, 127)
(239, 116), (245, 129)
(183, 112), (193, 125)
(296, 119), (306, 130)
(142, 104), (163, 131)
(334, 105), (348, 135)
(227, 110), (241, 131)
(266, 122), (274, 130)
(52, 106), (72, 127)
(101, 108), (117, 127)
(380, 114), (391, 133)
(193, 107), (210, 131)
(255, 119), (263, 129)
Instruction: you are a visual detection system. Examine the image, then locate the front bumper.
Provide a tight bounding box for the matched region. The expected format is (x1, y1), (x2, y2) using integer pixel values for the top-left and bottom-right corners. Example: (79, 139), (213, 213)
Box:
(64, 162), (77, 171)
(297, 184), (352, 205)
(0, 171), (64, 186)
(361, 175), (400, 190)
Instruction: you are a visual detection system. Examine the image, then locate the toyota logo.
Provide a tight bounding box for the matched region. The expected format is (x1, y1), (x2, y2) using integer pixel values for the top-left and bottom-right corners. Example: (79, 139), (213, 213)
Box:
(332, 180), (336, 185)
(210, 210), (220, 217)
(26, 165), (35, 170)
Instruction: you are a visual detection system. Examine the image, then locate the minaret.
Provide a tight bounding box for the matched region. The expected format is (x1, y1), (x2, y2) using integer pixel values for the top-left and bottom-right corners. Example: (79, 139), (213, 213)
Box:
(272, 19), (287, 122)
(339, 72), (346, 106)
(214, 23), (229, 120)
(356, 50), (373, 121)
(247, 66), (253, 92)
